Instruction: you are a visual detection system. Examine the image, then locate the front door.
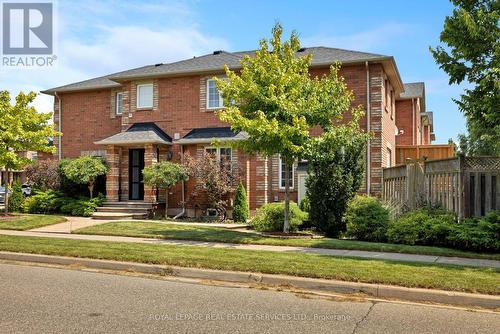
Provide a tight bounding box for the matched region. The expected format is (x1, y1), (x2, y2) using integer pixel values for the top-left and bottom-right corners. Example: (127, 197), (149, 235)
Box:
(129, 149), (145, 200)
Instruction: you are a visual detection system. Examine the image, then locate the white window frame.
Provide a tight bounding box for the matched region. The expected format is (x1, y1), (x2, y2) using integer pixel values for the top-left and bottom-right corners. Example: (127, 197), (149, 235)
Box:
(116, 92), (123, 115)
(137, 83), (153, 109)
(206, 79), (224, 110)
(279, 156), (294, 189)
(205, 146), (232, 161)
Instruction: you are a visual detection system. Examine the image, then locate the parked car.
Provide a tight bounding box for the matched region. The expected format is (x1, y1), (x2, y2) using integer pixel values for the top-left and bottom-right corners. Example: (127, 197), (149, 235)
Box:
(21, 184), (31, 196)
(0, 186), (11, 203)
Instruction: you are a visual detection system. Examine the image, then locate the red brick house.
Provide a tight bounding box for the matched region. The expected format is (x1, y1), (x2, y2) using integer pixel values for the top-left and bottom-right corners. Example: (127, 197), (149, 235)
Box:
(42, 47), (443, 217)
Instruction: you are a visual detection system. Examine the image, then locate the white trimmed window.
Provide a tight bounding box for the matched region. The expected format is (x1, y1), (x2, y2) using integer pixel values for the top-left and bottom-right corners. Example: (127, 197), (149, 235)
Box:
(207, 79), (224, 109)
(279, 156), (294, 189)
(205, 147), (232, 170)
(116, 92), (123, 115)
(137, 84), (153, 109)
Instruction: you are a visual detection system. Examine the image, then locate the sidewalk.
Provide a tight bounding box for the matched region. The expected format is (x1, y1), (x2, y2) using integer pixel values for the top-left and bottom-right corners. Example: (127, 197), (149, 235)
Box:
(30, 216), (248, 233)
(1, 228), (499, 268)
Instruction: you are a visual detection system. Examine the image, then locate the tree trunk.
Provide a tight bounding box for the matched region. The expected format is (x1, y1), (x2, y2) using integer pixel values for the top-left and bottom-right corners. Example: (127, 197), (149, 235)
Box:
(88, 181), (94, 199)
(283, 159), (290, 233)
(3, 168), (9, 214)
(165, 188), (169, 219)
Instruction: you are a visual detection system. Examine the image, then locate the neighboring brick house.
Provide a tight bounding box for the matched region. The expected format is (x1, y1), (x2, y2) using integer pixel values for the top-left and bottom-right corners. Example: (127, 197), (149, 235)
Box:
(395, 82), (435, 146)
(42, 47), (438, 217)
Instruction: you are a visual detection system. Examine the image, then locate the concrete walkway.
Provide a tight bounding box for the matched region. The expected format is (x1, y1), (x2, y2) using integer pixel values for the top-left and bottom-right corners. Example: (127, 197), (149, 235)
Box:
(29, 216), (248, 233)
(1, 228), (499, 269)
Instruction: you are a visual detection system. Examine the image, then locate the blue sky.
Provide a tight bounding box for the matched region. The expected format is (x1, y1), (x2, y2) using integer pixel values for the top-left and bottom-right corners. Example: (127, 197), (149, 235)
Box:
(2, 0), (466, 143)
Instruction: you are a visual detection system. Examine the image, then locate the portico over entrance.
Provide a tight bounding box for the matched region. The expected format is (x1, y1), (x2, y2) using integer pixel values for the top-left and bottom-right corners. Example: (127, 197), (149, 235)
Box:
(95, 122), (172, 203)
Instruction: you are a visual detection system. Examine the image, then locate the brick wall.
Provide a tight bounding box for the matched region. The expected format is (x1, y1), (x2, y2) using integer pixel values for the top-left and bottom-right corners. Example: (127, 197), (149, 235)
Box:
(53, 62), (404, 208)
(396, 98), (422, 146)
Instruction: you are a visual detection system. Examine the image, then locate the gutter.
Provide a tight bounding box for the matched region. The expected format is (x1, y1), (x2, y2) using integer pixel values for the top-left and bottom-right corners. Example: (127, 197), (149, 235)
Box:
(54, 92), (62, 160)
(412, 98), (415, 145)
(365, 61), (371, 195)
(174, 145), (186, 219)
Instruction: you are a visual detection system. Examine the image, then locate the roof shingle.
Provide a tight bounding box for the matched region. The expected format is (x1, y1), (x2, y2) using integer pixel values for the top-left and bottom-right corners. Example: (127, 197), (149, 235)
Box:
(43, 47), (391, 94)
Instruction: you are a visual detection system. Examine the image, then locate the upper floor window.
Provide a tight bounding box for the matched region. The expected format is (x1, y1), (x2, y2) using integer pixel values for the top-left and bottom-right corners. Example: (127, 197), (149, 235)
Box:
(279, 156), (294, 189)
(137, 84), (153, 109)
(207, 79), (224, 109)
(116, 92), (123, 115)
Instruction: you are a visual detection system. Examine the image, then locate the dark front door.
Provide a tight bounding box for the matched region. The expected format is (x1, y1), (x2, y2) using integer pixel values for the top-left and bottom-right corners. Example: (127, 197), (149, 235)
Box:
(129, 149), (145, 200)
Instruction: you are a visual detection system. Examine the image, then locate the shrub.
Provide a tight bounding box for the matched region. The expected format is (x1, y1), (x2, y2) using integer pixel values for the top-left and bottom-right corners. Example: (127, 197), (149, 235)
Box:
(8, 181), (25, 212)
(386, 208), (455, 246)
(232, 182), (249, 223)
(22, 190), (65, 214)
(446, 211), (500, 252)
(386, 208), (500, 252)
(60, 195), (105, 217)
(299, 196), (310, 213)
(345, 196), (390, 242)
(251, 202), (307, 232)
(21, 190), (104, 217)
(305, 127), (368, 238)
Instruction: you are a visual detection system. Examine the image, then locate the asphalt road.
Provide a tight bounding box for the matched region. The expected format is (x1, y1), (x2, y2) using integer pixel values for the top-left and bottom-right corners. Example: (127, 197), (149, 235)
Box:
(0, 262), (498, 334)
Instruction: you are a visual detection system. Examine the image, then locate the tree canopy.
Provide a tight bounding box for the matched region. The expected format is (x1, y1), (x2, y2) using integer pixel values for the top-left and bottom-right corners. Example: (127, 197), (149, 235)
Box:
(0, 90), (61, 212)
(0, 91), (60, 173)
(61, 156), (108, 198)
(430, 0), (500, 155)
(143, 161), (188, 217)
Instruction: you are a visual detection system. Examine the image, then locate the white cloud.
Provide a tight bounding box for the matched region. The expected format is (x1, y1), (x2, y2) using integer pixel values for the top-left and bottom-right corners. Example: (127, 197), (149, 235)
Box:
(302, 23), (414, 52)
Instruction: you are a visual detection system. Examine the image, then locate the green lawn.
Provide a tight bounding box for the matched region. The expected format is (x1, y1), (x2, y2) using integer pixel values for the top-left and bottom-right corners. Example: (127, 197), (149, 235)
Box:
(75, 221), (500, 260)
(0, 214), (66, 230)
(0, 234), (499, 294)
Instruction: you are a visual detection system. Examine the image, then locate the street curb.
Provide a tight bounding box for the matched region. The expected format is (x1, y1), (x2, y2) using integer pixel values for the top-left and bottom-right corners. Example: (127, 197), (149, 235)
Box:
(1, 251), (499, 309)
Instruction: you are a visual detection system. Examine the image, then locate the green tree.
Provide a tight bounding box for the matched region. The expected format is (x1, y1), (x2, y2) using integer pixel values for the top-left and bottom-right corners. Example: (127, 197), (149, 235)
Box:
(232, 182), (249, 223)
(430, 0), (500, 155)
(0, 91), (61, 213)
(143, 161), (188, 218)
(304, 116), (368, 237)
(61, 156), (108, 199)
(216, 23), (356, 233)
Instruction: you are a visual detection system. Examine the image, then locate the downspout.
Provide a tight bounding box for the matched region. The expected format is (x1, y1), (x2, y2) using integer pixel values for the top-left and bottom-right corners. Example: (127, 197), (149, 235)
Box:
(411, 98), (415, 145)
(54, 92), (62, 160)
(173, 144), (186, 219)
(365, 61), (371, 195)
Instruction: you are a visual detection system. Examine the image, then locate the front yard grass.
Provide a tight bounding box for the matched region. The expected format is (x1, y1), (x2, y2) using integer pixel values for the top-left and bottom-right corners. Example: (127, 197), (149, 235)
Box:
(75, 221), (500, 261)
(0, 214), (66, 230)
(0, 234), (498, 294)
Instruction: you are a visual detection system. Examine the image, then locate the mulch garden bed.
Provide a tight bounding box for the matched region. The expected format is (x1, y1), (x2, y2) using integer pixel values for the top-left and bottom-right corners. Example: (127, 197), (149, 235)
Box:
(261, 231), (324, 239)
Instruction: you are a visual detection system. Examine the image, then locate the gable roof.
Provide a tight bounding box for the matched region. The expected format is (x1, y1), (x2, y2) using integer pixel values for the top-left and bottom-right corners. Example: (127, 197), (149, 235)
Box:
(399, 82), (425, 99)
(94, 122), (172, 146)
(42, 46), (403, 95)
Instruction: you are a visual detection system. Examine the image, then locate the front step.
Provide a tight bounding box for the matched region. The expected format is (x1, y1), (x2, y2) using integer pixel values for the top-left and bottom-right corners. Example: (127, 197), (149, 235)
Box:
(91, 212), (135, 220)
(101, 201), (153, 209)
(96, 207), (150, 213)
(92, 201), (153, 220)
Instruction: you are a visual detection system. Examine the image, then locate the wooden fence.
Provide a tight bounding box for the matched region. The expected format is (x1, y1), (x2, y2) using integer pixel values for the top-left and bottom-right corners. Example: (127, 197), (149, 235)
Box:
(383, 156), (500, 218)
(395, 144), (454, 165)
